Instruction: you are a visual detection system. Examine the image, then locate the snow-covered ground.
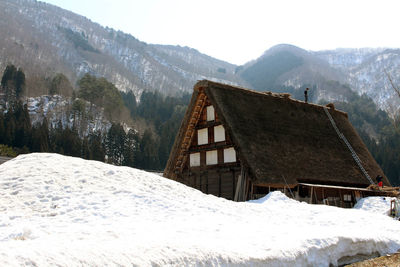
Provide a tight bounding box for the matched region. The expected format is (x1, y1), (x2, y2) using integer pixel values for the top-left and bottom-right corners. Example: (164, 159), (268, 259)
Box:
(354, 195), (397, 216)
(1, 153), (400, 266)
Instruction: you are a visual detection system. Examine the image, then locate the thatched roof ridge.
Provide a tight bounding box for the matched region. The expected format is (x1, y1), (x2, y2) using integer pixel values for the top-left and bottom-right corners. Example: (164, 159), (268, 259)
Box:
(195, 80), (349, 116)
(198, 80), (388, 187)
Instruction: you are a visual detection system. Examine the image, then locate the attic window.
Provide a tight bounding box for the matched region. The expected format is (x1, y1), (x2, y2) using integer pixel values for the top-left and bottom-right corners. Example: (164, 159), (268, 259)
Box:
(189, 153), (200, 167)
(197, 128), (208, 145)
(224, 147), (236, 163)
(207, 105), (215, 121)
(214, 125), (225, 142)
(206, 150), (218, 165)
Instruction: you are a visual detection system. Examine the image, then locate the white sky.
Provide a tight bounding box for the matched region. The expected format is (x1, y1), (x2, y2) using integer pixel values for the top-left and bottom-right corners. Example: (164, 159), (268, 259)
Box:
(40, 0), (400, 65)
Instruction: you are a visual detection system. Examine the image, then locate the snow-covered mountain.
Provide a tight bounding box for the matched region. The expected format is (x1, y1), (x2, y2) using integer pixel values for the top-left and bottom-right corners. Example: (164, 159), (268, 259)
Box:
(314, 48), (386, 69)
(314, 48), (400, 115)
(238, 45), (400, 115)
(0, 0), (245, 97)
(237, 44), (353, 103)
(1, 0), (398, 115)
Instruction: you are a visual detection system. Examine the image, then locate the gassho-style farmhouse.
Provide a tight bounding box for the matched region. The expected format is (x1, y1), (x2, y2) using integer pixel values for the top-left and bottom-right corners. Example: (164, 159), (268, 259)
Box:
(164, 80), (395, 206)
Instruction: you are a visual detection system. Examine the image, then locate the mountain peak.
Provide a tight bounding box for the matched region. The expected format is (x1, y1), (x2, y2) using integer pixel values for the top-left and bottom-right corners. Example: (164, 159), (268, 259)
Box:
(264, 44), (307, 56)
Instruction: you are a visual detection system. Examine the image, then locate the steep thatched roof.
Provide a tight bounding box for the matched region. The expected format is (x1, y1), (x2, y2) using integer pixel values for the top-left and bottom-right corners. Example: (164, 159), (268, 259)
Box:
(164, 80), (389, 187)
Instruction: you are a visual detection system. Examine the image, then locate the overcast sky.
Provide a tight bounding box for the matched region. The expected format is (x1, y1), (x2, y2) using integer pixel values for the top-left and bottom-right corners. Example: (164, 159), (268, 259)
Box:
(40, 0), (400, 65)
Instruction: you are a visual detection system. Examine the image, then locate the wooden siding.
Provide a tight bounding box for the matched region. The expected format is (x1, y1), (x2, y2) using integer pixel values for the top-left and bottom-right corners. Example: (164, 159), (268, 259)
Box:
(180, 167), (241, 200)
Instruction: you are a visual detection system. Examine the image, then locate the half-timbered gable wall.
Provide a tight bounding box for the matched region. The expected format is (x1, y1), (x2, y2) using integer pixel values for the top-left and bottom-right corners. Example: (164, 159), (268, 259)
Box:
(179, 95), (241, 200)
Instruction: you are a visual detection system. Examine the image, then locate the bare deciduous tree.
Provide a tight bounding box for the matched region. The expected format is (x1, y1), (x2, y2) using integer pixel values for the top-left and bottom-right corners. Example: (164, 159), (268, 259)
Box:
(384, 69), (400, 129)
(385, 69), (400, 99)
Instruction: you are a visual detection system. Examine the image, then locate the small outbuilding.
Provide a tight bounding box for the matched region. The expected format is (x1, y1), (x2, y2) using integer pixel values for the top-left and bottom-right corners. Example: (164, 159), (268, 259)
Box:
(164, 80), (392, 206)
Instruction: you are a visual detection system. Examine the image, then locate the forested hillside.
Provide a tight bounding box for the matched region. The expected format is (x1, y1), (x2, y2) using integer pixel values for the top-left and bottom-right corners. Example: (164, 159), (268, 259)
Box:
(331, 93), (400, 185)
(0, 63), (398, 185)
(0, 64), (189, 171)
(0, 0), (243, 98)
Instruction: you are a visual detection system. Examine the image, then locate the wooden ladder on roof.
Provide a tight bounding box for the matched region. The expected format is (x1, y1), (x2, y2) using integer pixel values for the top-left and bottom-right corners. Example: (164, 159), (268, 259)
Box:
(174, 92), (207, 173)
(323, 106), (374, 185)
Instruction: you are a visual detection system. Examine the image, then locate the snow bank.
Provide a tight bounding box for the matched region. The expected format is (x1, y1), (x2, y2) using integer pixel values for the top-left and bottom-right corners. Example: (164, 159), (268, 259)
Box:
(1, 153), (400, 267)
(354, 196), (396, 216)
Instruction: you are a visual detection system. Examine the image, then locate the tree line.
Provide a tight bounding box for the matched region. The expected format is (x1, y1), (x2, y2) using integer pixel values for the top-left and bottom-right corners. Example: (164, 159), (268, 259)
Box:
(0, 64), (189, 171)
(0, 64), (398, 185)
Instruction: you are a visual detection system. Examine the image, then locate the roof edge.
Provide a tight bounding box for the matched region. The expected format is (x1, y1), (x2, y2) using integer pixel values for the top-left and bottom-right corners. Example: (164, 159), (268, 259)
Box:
(194, 80), (349, 118)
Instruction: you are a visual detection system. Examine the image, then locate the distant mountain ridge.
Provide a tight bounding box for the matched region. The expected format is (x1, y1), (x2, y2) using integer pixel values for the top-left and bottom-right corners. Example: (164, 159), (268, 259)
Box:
(314, 48), (400, 116)
(0, 0), (399, 115)
(237, 44), (353, 103)
(238, 44), (400, 114)
(0, 0), (245, 97)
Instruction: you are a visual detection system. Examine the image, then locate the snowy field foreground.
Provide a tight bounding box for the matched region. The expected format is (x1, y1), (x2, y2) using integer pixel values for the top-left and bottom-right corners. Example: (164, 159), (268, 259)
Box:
(1, 153), (400, 267)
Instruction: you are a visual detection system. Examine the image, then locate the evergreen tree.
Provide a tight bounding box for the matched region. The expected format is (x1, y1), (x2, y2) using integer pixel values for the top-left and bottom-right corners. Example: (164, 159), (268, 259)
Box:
(15, 68), (25, 99)
(77, 73), (100, 105)
(123, 129), (139, 167)
(3, 103), (17, 146)
(138, 129), (160, 170)
(88, 131), (105, 162)
(1, 65), (17, 88)
(63, 126), (82, 157)
(49, 73), (73, 97)
(121, 91), (137, 118)
(0, 112), (5, 144)
(1, 65), (25, 101)
(50, 120), (64, 153)
(1, 64), (17, 102)
(105, 123), (126, 165)
(31, 118), (50, 153)
(13, 102), (32, 148)
(81, 137), (91, 159)
(77, 74), (124, 121)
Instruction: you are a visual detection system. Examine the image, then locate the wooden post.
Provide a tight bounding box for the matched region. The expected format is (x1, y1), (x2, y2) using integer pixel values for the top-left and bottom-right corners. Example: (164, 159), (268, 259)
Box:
(322, 188), (328, 205)
(232, 169), (236, 200)
(218, 171), (221, 197)
(314, 187), (318, 204)
(234, 174), (243, 201)
(235, 166), (247, 201)
(309, 186), (314, 204)
(206, 172), (209, 194)
(295, 186), (300, 200)
(244, 176), (250, 200)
